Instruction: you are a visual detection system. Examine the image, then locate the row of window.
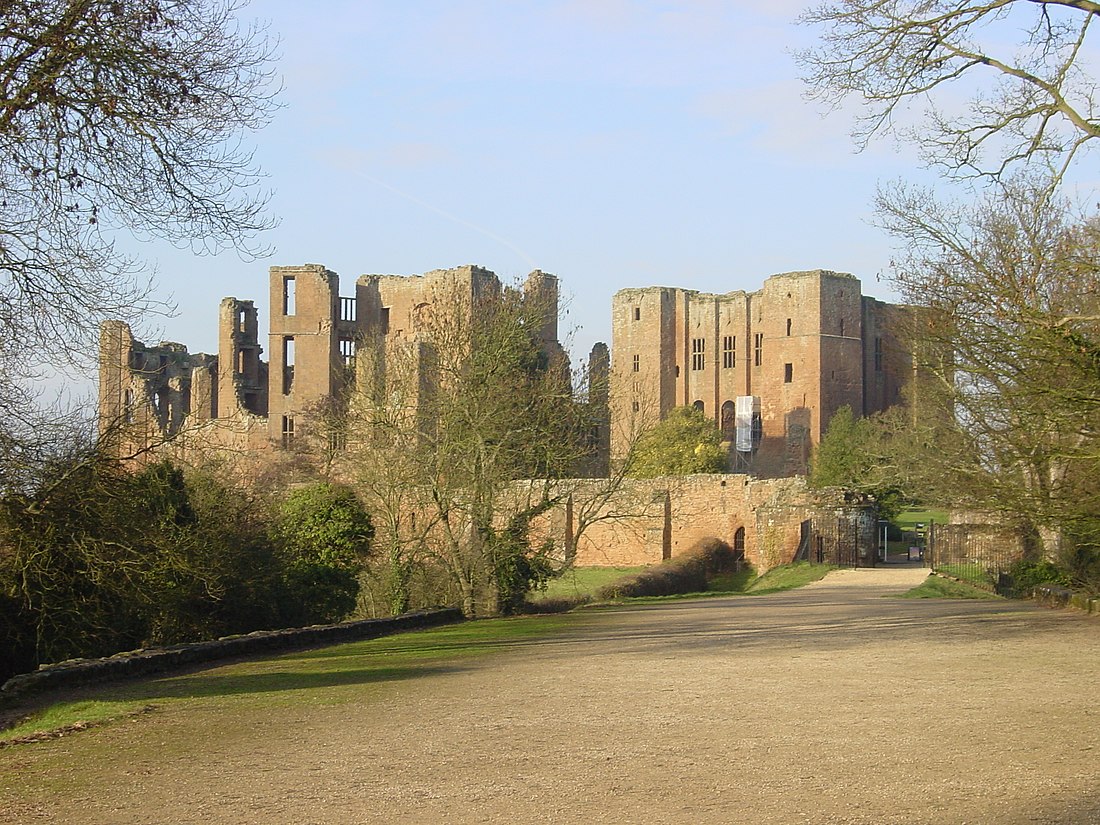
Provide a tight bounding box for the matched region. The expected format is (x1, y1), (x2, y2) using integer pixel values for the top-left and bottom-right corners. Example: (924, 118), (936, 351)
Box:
(631, 335), (884, 374)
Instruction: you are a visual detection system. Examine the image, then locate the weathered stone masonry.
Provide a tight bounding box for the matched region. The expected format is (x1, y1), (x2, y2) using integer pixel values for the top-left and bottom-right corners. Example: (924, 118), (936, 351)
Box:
(610, 270), (910, 477)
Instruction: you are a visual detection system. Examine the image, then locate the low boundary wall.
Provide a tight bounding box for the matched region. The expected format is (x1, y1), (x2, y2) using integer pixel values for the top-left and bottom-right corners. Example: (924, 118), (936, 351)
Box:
(0, 608), (462, 704)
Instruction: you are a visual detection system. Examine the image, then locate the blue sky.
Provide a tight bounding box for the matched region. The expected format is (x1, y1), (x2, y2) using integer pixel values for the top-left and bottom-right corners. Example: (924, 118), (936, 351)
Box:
(128, 0), (937, 369)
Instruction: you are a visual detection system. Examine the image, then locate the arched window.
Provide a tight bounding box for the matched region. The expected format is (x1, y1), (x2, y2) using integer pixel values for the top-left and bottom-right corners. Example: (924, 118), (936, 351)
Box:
(721, 400), (735, 439)
(733, 526), (746, 559)
(692, 400), (704, 413)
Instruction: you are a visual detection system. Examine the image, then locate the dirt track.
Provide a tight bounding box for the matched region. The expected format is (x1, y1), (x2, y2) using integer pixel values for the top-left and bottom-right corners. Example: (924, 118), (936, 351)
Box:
(4, 565), (1100, 824)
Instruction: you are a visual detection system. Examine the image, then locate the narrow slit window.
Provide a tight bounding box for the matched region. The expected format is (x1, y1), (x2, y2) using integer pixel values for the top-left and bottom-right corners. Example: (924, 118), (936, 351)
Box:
(874, 336), (883, 371)
(754, 333), (763, 367)
(784, 363), (793, 383)
(238, 308), (247, 332)
(633, 307), (641, 321)
(786, 318), (792, 336)
(632, 354), (640, 372)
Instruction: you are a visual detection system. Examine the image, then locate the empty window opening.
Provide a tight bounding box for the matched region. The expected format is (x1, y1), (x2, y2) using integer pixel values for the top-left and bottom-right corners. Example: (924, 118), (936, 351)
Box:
(633, 354), (640, 373)
(281, 415), (295, 447)
(340, 296), (357, 322)
(874, 336), (883, 371)
(693, 400), (704, 413)
(339, 337), (357, 367)
(123, 388), (135, 423)
(675, 365), (681, 377)
(784, 363), (793, 383)
(282, 336), (295, 395)
(237, 349), (246, 375)
(691, 338), (706, 371)
(238, 308), (247, 332)
(283, 277), (296, 316)
(786, 318), (792, 336)
(380, 307), (391, 335)
(633, 307), (641, 321)
(754, 333), (763, 367)
(839, 318), (845, 337)
(632, 400), (640, 413)
(722, 336), (735, 369)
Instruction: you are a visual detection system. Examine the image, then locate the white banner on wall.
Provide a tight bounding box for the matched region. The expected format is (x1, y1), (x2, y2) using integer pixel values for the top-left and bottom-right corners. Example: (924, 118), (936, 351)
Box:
(735, 395), (760, 453)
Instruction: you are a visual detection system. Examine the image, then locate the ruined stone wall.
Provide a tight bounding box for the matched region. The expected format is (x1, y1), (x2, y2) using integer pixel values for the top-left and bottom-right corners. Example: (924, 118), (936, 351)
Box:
(268, 264), (341, 446)
(531, 474), (868, 573)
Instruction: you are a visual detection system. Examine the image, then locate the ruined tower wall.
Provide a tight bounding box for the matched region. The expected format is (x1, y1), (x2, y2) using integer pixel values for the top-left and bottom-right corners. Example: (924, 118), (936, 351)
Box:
(268, 264), (340, 446)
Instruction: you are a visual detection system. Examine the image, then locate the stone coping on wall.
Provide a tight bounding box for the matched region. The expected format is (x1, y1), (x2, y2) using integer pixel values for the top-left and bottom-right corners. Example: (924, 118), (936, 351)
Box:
(0, 608), (463, 704)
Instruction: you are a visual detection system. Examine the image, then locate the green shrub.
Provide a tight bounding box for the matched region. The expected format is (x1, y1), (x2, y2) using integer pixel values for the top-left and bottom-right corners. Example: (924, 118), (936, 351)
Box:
(1007, 559), (1072, 596)
(274, 483), (373, 625)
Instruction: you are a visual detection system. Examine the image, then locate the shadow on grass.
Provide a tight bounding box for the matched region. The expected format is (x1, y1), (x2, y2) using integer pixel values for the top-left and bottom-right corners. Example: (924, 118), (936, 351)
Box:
(129, 664), (466, 702)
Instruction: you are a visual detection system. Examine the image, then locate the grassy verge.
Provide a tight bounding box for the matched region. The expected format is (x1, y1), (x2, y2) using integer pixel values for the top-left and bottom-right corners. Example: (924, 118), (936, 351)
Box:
(934, 562), (995, 587)
(741, 562), (834, 595)
(586, 562), (835, 605)
(896, 574), (1001, 600)
(534, 566), (644, 601)
(1, 614), (578, 744)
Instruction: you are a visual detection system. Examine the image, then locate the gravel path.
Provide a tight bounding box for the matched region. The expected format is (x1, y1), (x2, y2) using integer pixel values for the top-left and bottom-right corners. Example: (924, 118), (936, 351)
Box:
(4, 565), (1099, 825)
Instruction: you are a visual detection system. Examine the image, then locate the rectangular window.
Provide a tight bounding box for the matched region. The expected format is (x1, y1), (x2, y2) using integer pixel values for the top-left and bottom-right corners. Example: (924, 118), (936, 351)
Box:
(380, 307), (390, 335)
(722, 336), (734, 369)
(123, 388), (135, 424)
(281, 415), (295, 447)
(283, 277), (296, 316)
(754, 333), (763, 367)
(328, 429), (347, 452)
(691, 338), (705, 371)
(633, 307), (641, 321)
(632, 400), (640, 413)
(282, 336), (295, 395)
(784, 363), (793, 383)
(839, 318), (845, 337)
(339, 337), (357, 367)
(874, 336), (883, 371)
(632, 354), (640, 372)
(238, 308), (247, 333)
(786, 318), (792, 336)
(340, 296), (357, 322)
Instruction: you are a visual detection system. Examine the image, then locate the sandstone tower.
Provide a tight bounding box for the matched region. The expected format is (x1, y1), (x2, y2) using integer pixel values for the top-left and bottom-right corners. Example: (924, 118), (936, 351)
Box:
(609, 270), (908, 477)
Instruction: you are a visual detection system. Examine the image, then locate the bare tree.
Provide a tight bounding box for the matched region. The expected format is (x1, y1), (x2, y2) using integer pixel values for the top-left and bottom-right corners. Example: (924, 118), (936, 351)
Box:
(875, 176), (1100, 555)
(798, 0), (1100, 183)
(345, 278), (600, 617)
(0, 0), (278, 486)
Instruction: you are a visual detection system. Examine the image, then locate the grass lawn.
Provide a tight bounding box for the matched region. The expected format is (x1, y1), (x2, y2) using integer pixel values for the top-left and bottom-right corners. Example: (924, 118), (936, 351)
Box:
(1, 613), (582, 744)
(894, 508), (949, 529)
(534, 566), (644, 601)
(896, 573), (1001, 600)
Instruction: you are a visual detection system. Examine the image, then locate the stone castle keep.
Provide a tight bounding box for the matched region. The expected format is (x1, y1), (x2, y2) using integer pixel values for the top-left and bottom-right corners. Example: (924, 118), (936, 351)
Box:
(99, 264), (909, 571)
(611, 269), (909, 476)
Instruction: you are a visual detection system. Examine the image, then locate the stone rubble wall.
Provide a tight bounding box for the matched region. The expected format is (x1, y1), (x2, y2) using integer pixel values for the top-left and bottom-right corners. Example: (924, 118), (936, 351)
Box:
(0, 608), (462, 705)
